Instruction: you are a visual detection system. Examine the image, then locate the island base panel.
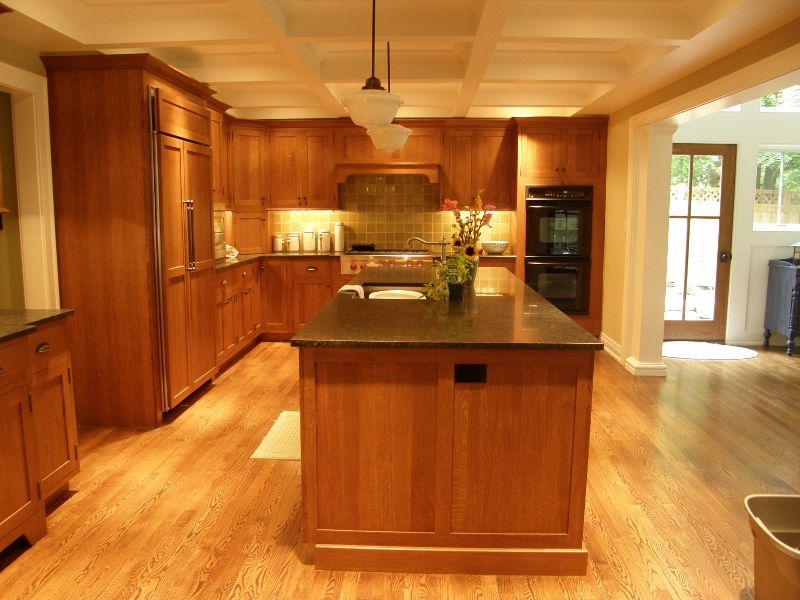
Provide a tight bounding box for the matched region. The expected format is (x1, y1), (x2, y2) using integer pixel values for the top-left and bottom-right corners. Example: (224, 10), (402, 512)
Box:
(315, 545), (588, 575)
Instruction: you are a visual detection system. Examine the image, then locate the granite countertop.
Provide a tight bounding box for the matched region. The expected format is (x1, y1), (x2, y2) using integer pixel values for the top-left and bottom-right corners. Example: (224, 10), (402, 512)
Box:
(291, 266), (602, 350)
(0, 309), (75, 343)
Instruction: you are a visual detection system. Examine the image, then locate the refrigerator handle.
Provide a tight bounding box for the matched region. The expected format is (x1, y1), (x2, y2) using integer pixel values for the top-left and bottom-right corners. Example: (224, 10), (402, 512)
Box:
(183, 199), (196, 271)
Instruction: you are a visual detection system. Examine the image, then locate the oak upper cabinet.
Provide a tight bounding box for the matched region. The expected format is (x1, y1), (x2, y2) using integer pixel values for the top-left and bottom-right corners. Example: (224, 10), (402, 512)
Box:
(443, 126), (515, 209)
(232, 212), (267, 254)
(209, 109), (228, 206)
(291, 258), (333, 332)
(517, 118), (606, 181)
(261, 258), (292, 340)
(0, 337), (45, 552)
(268, 129), (335, 208)
(335, 126), (443, 164)
(229, 125), (268, 210)
(26, 320), (79, 503)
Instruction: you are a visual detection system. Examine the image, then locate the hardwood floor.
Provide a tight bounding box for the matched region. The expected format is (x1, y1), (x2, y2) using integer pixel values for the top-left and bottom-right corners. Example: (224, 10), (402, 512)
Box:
(1, 342), (798, 599)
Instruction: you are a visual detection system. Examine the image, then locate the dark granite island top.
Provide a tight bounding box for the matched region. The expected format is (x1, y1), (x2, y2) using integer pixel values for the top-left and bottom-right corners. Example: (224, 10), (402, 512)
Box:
(291, 266), (601, 350)
(0, 309), (75, 343)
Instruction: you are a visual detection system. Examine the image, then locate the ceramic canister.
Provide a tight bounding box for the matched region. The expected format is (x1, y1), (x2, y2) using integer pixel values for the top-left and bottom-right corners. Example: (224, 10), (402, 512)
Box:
(302, 230), (316, 252)
(272, 234), (284, 252)
(285, 232), (300, 252)
(317, 230), (331, 252)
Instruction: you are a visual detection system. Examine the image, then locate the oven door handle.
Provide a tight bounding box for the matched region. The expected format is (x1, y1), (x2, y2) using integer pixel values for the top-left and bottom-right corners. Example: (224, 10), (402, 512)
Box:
(526, 261), (580, 272)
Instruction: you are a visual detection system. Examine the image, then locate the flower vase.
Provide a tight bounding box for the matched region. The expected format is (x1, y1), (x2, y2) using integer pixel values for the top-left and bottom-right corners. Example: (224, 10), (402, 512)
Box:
(447, 282), (465, 302)
(464, 257), (479, 295)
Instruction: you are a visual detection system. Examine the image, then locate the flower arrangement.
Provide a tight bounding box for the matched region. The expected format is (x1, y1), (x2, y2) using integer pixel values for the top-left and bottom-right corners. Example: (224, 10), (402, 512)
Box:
(443, 190), (495, 260)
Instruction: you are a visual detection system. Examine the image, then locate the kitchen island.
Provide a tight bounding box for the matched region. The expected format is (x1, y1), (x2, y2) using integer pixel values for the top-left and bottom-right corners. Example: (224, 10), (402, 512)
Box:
(291, 266), (602, 575)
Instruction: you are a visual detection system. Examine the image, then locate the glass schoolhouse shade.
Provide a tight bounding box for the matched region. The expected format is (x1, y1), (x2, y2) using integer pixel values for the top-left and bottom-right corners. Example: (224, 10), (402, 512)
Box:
(367, 123), (412, 153)
(792, 241), (800, 263)
(342, 89), (403, 131)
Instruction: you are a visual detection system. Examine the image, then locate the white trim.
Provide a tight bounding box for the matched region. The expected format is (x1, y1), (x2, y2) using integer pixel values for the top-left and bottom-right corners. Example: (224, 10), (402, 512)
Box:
(600, 332), (624, 363)
(624, 356), (668, 377)
(0, 61), (58, 308)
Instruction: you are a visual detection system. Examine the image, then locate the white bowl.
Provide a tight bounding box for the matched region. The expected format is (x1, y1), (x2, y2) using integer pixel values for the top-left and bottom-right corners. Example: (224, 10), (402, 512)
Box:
(481, 241), (509, 255)
(368, 290), (425, 300)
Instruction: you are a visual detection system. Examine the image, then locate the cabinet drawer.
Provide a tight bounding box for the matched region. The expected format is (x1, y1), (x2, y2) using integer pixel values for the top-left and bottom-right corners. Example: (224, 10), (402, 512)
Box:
(0, 337), (27, 383)
(237, 265), (256, 284)
(291, 258), (332, 280)
(217, 274), (236, 299)
(26, 320), (68, 373)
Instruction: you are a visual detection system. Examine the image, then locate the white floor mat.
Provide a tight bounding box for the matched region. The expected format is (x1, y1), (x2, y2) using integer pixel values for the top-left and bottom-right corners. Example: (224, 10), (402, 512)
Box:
(251, 410), (301, 460)
(662, 341), (758, 360)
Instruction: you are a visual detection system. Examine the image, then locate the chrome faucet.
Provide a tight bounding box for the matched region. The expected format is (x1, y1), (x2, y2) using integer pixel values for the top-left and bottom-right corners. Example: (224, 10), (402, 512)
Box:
(405, 236), (449, 261)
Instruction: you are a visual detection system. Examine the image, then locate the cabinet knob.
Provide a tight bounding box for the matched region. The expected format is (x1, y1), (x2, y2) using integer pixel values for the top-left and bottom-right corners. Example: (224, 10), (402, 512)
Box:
(36, 342), (52, 354)
(242, 272), (247, 277)
(223, 299), (230, 305)
(221, 280), (228, 286)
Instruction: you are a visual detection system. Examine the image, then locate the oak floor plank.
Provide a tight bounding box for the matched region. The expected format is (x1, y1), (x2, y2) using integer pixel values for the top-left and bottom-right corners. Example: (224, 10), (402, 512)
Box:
(1, 343), (798, 599)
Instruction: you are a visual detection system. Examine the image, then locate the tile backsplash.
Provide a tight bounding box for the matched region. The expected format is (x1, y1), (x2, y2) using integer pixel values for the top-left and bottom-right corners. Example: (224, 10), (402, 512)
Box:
(269, 175), (514, 251)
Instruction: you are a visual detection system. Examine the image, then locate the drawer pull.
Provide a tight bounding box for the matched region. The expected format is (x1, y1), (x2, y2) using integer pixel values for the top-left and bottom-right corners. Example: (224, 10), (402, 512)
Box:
(221, 279), (228, 286)
(242, 271), (247, 277)
(36, 342), (52, 354)
(223, 299), (230, 305)
(306, 266), (318, 272)
(243, 290), (251, 295)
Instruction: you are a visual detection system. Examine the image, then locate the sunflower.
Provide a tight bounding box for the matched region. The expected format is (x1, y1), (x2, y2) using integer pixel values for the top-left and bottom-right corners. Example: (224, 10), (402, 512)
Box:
(464, 243), (477, 258)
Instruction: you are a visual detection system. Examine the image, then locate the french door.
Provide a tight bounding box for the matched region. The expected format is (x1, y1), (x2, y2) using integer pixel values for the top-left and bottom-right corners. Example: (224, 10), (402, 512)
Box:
(664, 144), (736, 341)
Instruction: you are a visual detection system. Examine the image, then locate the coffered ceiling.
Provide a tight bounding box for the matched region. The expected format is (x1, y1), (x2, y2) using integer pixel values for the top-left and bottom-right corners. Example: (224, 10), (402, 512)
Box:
(1, 0), (799, 120)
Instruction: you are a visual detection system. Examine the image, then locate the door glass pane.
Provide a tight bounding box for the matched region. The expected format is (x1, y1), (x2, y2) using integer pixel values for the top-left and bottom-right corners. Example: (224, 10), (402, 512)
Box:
(690, 155), (722, 217)
(665, 217), (687, 320)
(685, 219), (719, 321)
(670, 155), (690, 216)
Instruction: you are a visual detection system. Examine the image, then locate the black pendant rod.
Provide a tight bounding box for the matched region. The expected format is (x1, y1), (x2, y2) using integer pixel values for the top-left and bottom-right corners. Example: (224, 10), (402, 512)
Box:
(387, 42), (391, 93)
(362, 0), (384, 90)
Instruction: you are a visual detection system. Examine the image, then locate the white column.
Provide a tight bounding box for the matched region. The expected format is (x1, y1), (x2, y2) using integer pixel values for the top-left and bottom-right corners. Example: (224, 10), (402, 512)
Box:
(622, 122), (678, 376)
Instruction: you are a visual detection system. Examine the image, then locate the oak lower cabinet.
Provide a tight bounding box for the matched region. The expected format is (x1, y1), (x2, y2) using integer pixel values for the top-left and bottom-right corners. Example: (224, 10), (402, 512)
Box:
(517, 118), (606, 181)
(214, 262), (262, 367)
(0, 314), (80, 554)
(268, 129), (335, 208)
(0, 337), (44, 553)
(27, 322), (79, 503)
(262, 259), (292, 340)
(291, 259), (333, 332)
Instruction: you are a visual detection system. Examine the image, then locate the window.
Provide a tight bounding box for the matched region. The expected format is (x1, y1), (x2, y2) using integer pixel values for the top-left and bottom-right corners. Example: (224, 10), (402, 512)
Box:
(760, 85), (800, 113)
(754, 150), (800, 228)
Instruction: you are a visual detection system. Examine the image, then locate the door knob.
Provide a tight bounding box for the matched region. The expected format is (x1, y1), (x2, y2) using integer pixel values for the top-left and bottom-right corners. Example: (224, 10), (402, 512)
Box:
(719, 250), (731, 263)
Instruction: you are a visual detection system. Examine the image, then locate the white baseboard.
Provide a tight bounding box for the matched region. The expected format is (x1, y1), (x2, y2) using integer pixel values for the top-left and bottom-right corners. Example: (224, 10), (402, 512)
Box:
(600, 333), (623, 363)
(624, 356), (668, 377)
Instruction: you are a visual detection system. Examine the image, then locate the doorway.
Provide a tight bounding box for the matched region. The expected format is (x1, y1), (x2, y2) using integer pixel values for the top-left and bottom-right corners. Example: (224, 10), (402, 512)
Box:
(664, 143), (736, 341)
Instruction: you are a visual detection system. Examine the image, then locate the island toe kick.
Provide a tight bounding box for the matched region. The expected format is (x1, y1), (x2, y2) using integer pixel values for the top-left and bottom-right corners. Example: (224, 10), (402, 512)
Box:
(298, 346), (595, 575)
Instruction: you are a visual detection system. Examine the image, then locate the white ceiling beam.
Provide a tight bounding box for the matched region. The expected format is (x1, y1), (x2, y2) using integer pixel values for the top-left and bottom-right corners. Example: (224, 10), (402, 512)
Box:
(485, 52), (628, 82)
(322, 52), (465, 82)
(451, 0), (513, 117)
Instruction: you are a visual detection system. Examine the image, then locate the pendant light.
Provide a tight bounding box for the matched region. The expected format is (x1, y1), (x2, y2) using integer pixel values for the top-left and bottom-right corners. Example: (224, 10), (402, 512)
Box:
(342, 0), (409, 151)
(367, 42), (411, 153)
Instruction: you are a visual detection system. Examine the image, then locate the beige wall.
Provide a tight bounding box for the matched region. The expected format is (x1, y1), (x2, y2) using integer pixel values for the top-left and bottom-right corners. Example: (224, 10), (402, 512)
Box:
(0, 91), (24, 309)
(601, 18), (800, 356)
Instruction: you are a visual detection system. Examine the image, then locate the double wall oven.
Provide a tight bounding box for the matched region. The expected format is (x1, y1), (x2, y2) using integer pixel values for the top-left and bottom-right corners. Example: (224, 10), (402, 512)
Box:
(525, 185), (592, 313)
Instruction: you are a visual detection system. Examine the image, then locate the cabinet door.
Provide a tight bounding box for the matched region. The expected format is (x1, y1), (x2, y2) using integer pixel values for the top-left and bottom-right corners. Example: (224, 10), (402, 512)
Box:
(518, 127), (562, 178)
(29, 352), (79, 502)
(262, 259), (291, 339)
(230, 126), (266, 210)
(185, 141), (217, 389)
(563, 127), (601, 179)
(291, 259), (333, 332)
(474, 128), (515, 210)
(214, 276), (236, 364)
(443, 129), (475, 203)
(209, 110), (227, 205)
(232, 212), (267, 254)
(238, 266), (257, 341)
(269, 130), (302, 207)
(158, 135), (192, 406)
(0, 356), (44, 549)
(304, 130), (335, 208)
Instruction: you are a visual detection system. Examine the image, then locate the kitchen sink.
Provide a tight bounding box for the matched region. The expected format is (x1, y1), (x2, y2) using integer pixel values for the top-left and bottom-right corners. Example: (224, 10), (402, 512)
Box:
(362, 283), (428, 298)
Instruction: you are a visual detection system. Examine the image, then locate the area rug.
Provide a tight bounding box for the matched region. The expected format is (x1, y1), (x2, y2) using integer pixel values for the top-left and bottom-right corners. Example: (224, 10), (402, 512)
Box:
(662, 341), (758, 360)
(251, 410), (300, 460)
